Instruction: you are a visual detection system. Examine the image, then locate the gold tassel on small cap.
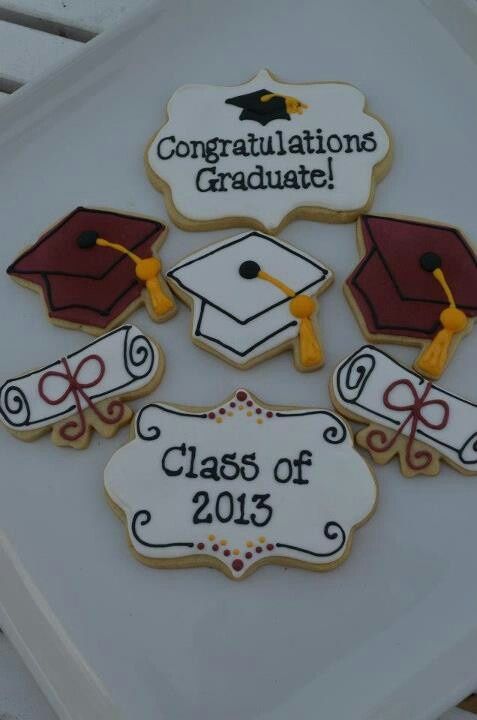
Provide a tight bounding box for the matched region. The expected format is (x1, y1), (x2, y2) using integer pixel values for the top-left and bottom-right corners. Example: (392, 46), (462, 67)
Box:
(77, 231), (175, 318)
(260, 93), (309, 116)
(416, 252), (468, 379)
(239, 260), (323, 368)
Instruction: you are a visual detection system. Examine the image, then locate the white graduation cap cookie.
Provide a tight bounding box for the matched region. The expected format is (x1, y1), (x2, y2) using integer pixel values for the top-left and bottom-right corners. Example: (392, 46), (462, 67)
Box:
(167, 231), (333, 371)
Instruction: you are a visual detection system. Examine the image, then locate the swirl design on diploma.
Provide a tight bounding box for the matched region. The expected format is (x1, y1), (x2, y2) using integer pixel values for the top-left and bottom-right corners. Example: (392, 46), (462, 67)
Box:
(123, 326), (155, 380)
(337, 350), (376, 403)
(0, 383), (31, 427)
(458, 433), (477, 466)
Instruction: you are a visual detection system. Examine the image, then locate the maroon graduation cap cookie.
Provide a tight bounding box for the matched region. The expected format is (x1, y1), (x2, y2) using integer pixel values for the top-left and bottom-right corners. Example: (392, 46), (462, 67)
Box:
(345, 214), (477, 379)
(7, 207), (176, 335)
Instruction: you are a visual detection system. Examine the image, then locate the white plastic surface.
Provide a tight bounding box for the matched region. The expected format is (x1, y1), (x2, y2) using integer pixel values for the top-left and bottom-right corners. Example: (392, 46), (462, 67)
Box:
(0, 0), (146, 33)
(0, 2), (477, 720)
(0, 19), (81, 84)
(0, 632), (56, 720)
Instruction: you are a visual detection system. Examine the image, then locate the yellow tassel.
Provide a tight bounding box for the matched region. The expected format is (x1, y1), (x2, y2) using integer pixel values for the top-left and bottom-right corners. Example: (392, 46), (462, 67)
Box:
(135, 258), (174, 317)
(416, 307), (467, 378)
(298, 316), (323, 367)
(145, 276), (174, 316)
(260, 93), (309, 115)
(289, 295), (323, 368)
(95, 239), (174, 319)
(254, 270), (323, 368)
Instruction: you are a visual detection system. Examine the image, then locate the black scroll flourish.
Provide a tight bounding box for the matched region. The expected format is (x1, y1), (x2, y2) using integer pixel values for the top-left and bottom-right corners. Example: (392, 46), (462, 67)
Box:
(458, 432), (477, 465)
(123, 328), (155, 380)
(131, 510), (193, 548)
(323, 415), (347, 444)
(1, 384), (31, 427)
(338, 351), (376, 403)
(136, 405), (161, 441)
(276, 521), (346, 558)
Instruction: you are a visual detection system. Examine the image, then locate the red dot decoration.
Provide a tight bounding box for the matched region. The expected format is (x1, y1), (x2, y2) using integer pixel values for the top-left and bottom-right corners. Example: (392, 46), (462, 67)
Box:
(208, 412), (215, 419)
(232, 559), (244, 572)
(224, 549), (231, 557)
(266, 411), (273, 418)
(197, 542), (205, 550)
(256, 408), (262, 414)
(236, 391), (247, 402)
(266, 544), (274, 551)
(246, 400), (253, 407)
(219, 408), (226, 415)
(255, 546), (263, 553)
(245, 551), (253, 559)
(212, 544), (219, 551)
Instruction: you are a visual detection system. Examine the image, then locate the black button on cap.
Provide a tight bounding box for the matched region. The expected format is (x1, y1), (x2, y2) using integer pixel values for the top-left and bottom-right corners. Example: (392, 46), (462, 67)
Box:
(239, 260), (261, 279)
(77, 230), (100, 249)
(420, 252), (442, 272)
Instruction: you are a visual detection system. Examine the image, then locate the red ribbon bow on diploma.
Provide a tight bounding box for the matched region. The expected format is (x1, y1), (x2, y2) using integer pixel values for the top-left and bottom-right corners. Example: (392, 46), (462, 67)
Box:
(38, 354), (124, 441)
(366, 379), (449, 471)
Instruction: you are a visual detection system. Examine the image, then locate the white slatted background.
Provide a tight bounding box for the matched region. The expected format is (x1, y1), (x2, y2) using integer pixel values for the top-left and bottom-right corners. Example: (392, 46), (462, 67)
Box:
(0, 1), (476, 718)
(0, 0), (149, 101)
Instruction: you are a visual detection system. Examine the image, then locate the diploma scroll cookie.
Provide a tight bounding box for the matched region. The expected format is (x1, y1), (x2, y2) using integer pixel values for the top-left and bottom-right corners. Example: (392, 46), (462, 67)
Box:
(0, 325), (163, 449)
(345, 214), (477, 380)
(7, 207), (176, 335)
(145, 69), (392, 233)
(331, 345), (477, 478)
(166, 230), (333, 371)
(105, 389), (377, 580)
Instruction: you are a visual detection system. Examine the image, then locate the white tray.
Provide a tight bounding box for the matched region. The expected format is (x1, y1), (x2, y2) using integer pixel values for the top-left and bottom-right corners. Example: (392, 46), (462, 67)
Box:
(1, 2), (477, 719)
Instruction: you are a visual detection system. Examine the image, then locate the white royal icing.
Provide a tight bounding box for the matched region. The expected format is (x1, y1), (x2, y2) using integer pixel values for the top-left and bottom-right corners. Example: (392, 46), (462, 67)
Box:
(332, 345), (477, 472)
(104, 389), (376, 578)
(147, 69), (391, 231)
(167, 231), (332, 366)
(0, 325), (159, 431)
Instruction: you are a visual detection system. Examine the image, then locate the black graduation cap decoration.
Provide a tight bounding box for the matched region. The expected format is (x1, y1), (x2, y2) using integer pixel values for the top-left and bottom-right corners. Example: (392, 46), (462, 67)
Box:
(345, 214), (477, 379)
(167, 231), (332, 371)
(7, 207), (175, 335)
(225, 88), (308, 125)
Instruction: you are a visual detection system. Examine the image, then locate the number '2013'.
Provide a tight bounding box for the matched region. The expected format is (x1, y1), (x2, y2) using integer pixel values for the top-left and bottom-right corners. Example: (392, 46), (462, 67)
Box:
(192, 491), (272, 527)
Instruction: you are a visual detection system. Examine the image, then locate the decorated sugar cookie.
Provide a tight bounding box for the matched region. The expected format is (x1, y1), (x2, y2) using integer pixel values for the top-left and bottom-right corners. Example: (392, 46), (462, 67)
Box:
(7, 207), (176, 335)
(167, 231), (333, 371)
(105, 389), (377, 579)
(331, 345), (477, 477)
(145, 69), (392, 233)
(0, 325), (163, 449)
(345, 215), (477, 379)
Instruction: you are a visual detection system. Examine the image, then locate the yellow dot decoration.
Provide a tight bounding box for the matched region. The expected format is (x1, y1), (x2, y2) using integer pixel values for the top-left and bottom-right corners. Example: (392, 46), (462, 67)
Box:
(216, 417), (223, 424)
(227, 411), (234, 416)
(258, 536), (266, 543)
(232, 549), (240, 556)
(246, 410), (253, 417)
(238, 405), (244, 410)
(208, 534), (215, 541)
(246, 540), (253, 548)
(256, 418), (263, 425)
(220, 539), (227, 546)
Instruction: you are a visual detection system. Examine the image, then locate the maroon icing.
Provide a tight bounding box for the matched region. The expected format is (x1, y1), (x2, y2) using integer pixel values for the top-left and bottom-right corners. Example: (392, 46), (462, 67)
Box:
(346, 215), (477, 340)
(7, 207), (166, 330)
